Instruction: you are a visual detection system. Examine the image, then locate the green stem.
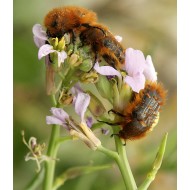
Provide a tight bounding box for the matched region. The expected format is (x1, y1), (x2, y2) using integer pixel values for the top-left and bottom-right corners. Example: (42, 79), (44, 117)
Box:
(97, 144), (137, 190)
(43, 125), (60, 190)
(113, 127), (137, 190)
(55, 136), (73, 148)
(43, 95), (60, 190)
(61, 68), (76, 88)
(51, 94), (57, 106)
(97, 145), (119, 160)
(25, 168), (44, 190)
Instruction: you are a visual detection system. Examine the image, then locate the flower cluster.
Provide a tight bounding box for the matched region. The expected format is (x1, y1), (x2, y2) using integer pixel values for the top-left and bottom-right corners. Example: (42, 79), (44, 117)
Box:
(94, 48), (157, 93)
(23, 8), (168, 189)
(32, 23), (159, 148)
(33, 24), (67, 67)
(46, 92), (101, 150)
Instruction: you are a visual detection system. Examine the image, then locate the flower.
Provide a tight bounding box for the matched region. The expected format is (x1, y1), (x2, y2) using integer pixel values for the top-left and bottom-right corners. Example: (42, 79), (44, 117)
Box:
(124, 48), (155, 92)
(143, 55), (157, 81)
(124, 48), (146, 92)
(94, 48), (157, 93)
(124, 48), (157, 92)
(38, 43), (67, 67)
(46, 107), (70, 129)
(32, 24), (47, 48)
(46, 92), (101, 150)
(21, 131), (51, 172)
(32, 24), (67, 67)
(94, 62), (121, 78)
(74, 92), (90, 123)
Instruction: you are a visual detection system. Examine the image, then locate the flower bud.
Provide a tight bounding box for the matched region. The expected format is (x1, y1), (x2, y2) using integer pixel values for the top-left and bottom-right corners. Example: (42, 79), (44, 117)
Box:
(67, 44), (74, 55)
(49, 37), (58, 49)
(64, 33), (71, 44)
(153, 132), (168, 169)
(80, 45), (91, 54)
(80, 72), (99, 83)
(57, 36), (66, 51)
(79, 59), (93, 72)
(59, 91), (73, 105)
(95, 75), (113, 101)
(69, 54), (81, 67)
(88, 92), (106, 117)
(118, 83), (132, 110)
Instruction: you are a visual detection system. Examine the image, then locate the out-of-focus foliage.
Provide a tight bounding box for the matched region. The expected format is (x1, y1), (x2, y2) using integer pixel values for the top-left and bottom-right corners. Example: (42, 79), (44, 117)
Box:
(14, 0), (176, 189)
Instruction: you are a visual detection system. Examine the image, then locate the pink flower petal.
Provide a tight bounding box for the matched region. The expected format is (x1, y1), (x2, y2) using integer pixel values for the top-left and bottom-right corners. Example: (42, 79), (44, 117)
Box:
(86, 117), (93, 128)
(74, 93), (90, 122)
(50, 107), (69, 121)
(71, 83), (83, 96)
(38, 44), (55, 60)
(125, 48), (146, 75)
(46, 116), (65, 125)
(33, 36), (45, 48)
(46, 107), (69, 128)
(94, 62), (121, 78)
(57, 51), (67, 67)
(124, 72), (145, 93)
(32, 24), (47, 41)
(144, 55), (157, 81)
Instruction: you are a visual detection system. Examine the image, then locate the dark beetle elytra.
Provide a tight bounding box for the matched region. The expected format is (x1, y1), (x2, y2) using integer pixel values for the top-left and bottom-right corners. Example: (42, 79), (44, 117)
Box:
(118, 82), (167, 141)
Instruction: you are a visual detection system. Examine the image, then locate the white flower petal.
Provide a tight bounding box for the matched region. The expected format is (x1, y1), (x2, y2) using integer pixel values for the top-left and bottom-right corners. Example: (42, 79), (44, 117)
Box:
(125, 48), (146, 75)
(94, 62), (121, 78)
(74, 93), (90, 122)
(124, 72), (145, 93)
(33, 36), (45, 48)
(50, 107), (69, 121)
(71, 83), (83, 96)
(38, 44), (55, 60)
(46, 108), (69, 129)
(32, 24), (47, 41)
(144, 55), (157, 81)
(57, 51), (67, 67)
(46, 116), (65, 125)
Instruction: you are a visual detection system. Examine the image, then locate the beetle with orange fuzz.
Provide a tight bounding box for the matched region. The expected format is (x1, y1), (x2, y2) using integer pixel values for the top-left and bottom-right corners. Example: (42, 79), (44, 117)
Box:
(117, 82), (167, 141)
(44, 6), (125, 69)
(103, 82), (167, 142)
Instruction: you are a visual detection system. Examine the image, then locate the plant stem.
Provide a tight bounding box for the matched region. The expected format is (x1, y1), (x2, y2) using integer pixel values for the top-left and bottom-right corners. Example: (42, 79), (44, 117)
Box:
(55, 136), (73, 147)
(43, 95), (60, 190)
(113, 127), (137, 190)
(25, 168), (44, 190)
(97, 144), (137, 190)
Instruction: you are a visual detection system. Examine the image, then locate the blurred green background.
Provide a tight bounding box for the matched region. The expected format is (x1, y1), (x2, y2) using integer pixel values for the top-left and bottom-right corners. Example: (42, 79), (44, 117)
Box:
(14, 0), (176, 189)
